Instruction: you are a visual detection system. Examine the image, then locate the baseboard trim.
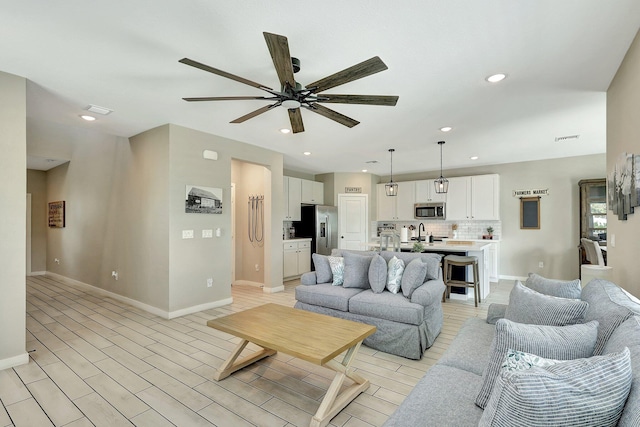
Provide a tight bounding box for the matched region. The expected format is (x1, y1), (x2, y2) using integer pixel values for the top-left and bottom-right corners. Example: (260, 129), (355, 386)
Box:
(28, 271), (46, 276)
(168, 298), (233, 319)
(45, 272), (232, 320)
(0, 352), (29, 370)
(234, 280), (263, 288)
(263, 285), (284, 294)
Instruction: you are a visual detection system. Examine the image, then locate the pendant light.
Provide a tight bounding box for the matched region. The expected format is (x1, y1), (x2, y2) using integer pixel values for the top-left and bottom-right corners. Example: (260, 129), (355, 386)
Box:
(385, 148), (398, 196)
(434, 141), (449, 194)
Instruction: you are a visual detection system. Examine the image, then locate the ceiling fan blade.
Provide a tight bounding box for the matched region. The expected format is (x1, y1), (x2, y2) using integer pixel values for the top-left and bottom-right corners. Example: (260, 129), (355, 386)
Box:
(316, 94), (399, 106)
(183, 96), (276, 102)
(306, 56), (388, 93)
(288, 109), (305, 134)
(230, 104), (278, 123)
(305, 104), (360, 128)
(179, 58), (273, 91)
(263, 32), (296, 89)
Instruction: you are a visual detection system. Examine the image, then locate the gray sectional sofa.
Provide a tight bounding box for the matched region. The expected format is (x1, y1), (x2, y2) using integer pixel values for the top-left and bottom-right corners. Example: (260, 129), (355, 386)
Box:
(383, 278), (640, 426)
(294, 249), (445, 360)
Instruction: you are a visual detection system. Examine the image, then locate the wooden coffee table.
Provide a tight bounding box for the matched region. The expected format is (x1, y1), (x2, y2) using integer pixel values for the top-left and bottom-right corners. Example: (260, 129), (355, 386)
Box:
(206, 303), (376, 427)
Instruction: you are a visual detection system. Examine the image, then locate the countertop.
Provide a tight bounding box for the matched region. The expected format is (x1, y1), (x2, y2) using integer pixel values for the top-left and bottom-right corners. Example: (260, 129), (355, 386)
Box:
(367, 240), (492, 252)
(283, 237), (312, 242)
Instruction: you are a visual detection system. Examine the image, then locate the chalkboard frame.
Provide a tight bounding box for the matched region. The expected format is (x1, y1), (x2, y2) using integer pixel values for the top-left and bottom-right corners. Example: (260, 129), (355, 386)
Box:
(520, 197), (540, 229)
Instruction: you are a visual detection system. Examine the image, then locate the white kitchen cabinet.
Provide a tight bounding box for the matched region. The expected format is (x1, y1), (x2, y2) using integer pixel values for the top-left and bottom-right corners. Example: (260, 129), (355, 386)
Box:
(283, 239), (311, 278)
(376, 181), (416, 220)
(445, 174), (500, 221)
(415, 180), (447, 203)
(283, 177), (302, 221)
(301, 179), (324, 204)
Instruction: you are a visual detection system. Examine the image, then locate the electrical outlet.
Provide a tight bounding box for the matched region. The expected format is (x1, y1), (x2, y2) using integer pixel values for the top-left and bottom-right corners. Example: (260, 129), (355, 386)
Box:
(112, 271), (119, 280)
(255, 264), (260, 272)
(182, 229), (194, 239)
(538, 261), (544, 268)
(54, 258), (60, 264)
(207, 278), (213, 287)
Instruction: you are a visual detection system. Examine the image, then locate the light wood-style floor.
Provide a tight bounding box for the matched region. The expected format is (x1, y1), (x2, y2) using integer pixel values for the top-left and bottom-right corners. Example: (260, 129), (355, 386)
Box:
(0, 275), (511, 427)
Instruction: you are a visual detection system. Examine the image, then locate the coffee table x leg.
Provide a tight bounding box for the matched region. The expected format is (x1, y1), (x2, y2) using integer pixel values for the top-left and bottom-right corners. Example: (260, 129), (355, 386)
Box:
(311, 341), (369, 427)
(213, 339), (276, 381)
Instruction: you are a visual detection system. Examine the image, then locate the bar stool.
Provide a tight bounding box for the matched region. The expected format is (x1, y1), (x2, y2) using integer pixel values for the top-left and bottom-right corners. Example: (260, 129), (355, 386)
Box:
(442, 255), (480, 307)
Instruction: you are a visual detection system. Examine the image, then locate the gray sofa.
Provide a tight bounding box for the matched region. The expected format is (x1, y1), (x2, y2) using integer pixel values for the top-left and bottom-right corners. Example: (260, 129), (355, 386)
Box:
(383, 278), (640, 426)
(294, 249), (445, 360)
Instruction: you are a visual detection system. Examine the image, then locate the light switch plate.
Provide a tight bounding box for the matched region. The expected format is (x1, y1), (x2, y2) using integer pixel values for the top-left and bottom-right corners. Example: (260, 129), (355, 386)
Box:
(182, 230), (194, 239)
(202, 229), (213, 238)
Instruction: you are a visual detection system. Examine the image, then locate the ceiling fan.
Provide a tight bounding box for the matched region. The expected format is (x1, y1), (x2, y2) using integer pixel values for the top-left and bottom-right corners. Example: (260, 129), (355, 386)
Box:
(179, 32), (399, 134)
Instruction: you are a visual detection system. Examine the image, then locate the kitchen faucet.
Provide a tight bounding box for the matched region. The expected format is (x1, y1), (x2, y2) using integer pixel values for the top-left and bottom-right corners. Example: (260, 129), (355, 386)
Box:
(418, 223), (425, 241)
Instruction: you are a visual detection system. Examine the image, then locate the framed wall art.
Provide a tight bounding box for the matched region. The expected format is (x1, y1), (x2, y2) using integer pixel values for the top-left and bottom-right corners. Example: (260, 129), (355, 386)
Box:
(48, 201), (66, 228)
(520, 197), (540, 229)
(185, 185), (223, 214)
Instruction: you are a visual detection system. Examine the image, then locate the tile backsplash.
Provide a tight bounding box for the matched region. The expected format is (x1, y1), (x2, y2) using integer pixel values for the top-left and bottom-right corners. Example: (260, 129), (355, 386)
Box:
(376, 220), (501, 240)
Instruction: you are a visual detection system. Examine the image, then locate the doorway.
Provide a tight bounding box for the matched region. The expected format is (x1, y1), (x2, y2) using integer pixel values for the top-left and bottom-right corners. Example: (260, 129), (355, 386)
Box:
(231, 160), (270, 287)
(338, 193), (369, 250)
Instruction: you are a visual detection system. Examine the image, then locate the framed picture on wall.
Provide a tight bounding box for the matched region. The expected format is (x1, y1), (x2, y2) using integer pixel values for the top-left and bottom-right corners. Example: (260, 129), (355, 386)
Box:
(185, 185), (223, 214)
(48, 201), (65, 228)
(520, 197), (540, 229)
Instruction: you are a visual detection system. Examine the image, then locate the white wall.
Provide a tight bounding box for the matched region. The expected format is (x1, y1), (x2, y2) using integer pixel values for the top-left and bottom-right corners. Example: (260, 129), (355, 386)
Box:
(0, 71), (27, 369)
(607, 29), (640, 297)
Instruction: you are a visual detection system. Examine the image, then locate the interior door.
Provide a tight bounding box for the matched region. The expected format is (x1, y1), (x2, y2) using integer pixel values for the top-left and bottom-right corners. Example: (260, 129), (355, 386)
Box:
(338, 194), (369, 250)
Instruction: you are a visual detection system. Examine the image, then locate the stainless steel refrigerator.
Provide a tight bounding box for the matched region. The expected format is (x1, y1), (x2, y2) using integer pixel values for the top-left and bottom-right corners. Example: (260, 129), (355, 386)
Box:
(298, 205), (338, 261)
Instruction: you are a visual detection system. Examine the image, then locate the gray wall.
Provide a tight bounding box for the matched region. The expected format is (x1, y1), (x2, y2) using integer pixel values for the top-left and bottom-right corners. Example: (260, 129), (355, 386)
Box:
(27, 169), (47, 273)
(0, 71), (27, 368)
(607, 29), (640, 298)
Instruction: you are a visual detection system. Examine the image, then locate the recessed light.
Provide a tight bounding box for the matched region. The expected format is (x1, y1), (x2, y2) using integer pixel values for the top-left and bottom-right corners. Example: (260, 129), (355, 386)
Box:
(362, 169), (368, 173)
(440, 126), (453, 132)
(280, 128), (291, 134)
(470, 156), (479, 160)
(303, 151), (311, 156)
(486, 73), (507, 83)
(80, 115), (96, 121)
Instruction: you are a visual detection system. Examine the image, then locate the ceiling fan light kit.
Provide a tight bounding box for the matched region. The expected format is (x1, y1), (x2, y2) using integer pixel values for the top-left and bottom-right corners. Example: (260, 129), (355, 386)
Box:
(180, 32), (398, 134)
(434, 140), (449, 194)
(385, 148), (398, 197)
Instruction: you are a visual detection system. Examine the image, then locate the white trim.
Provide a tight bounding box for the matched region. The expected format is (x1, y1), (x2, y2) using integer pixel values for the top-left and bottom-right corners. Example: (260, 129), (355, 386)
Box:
(45, 272), (233, 320)
(28, 271), (46, 276)
(263, 285), (284, 294)
(0, 352), (29, 371)
(168, 298), (233, 319)
(234, 280), (263, 288)
(499, 275), (527, 282)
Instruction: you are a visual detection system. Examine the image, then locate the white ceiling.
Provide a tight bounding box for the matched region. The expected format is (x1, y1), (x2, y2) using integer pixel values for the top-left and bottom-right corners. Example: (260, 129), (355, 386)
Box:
(2, 1), (639, 175)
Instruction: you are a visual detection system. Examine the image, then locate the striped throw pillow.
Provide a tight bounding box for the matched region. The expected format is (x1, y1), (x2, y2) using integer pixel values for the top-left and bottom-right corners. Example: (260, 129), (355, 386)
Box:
(475, 319), (598, 409)
(504, 281), (588, 326)
(479, 348), (632, 427)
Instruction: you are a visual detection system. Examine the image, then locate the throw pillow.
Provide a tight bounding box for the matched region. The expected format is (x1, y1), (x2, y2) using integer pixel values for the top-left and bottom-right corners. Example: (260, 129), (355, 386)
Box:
(422, 256), (441, 280)
(312, 253), (332, 283)
(342, 252), (374, 289)
(401, 258), (428, 298)
(386, 256), (405, 294)
(504, 281), (588, 326)
(475, 318), (599, 409)
(525, 272), (582, 299)
(368, 254), (387, 293)
(502, 349), (561, 372)
(327, 256), (344, 286)
(480, 348), (632, 427)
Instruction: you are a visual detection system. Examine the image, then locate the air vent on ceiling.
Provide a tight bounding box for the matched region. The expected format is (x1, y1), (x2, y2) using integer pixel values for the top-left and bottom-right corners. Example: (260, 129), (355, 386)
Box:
(554, 134), (580, 143)
(365, 160), (378, 164)
(86, 104), (113, 115)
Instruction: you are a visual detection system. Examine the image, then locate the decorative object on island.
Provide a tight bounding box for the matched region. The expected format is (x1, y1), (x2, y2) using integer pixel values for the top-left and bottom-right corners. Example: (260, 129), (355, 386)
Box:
(412, 241), (425, 252)
(48, 201), (65, 228)
(451, 223), (458, 239)
(385, 148), (398, 196)
(434, 140), (449, 194)
(483, 226), (494, 239)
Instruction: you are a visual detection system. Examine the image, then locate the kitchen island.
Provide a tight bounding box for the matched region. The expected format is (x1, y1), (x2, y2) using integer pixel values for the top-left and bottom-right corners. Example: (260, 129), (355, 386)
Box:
(366, 240), (492, 301)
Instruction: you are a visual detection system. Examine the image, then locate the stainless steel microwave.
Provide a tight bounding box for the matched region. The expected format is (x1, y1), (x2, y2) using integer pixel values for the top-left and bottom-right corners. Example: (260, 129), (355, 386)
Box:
(414, 202), (446, 220)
